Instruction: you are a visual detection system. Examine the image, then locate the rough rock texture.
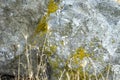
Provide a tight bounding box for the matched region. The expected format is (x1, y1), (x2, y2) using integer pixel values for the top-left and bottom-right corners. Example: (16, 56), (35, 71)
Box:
(0, 0), (120, 80)
(47, 0), (120, 79)
(0, 0), (50, 79)
(0, 0), (48, 63)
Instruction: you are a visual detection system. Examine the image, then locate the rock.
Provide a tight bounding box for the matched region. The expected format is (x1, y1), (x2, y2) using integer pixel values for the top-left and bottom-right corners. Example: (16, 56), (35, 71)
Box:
(0, 0), (120, 80)
(0, 0), (51, 79)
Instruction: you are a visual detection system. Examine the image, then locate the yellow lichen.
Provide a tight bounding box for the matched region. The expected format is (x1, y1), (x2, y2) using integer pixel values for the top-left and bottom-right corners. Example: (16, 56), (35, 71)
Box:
(47, 0), (59, 14)
(33, 15), (48, 37)
(32, 0), (59, 39)
(72, 47), (89, 60)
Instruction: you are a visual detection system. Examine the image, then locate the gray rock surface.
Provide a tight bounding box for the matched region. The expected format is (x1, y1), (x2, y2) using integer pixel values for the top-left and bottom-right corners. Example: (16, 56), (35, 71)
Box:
(0, 0), (120, 80)
(0, 0), (48, 64)
(47, 0), (120, 79)
(0, 0), (50, 79)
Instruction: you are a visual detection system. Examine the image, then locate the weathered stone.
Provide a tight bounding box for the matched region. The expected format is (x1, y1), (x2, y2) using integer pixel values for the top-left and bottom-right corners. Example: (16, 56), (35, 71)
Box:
(0, 0), (120, 80)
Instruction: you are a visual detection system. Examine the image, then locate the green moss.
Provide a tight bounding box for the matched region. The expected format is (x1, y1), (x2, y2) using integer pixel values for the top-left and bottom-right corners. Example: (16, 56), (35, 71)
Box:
(44, 45), (57, 56)
(50, 45), (57, 52)
(60, 40), (64, 46)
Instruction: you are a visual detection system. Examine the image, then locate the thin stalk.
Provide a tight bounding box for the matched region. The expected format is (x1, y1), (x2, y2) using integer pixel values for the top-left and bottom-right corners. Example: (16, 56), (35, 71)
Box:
(18, 54), (20, 80)
(106, 63), (110, 80)
(77, 71), (80, 80)
(88, 57), (98, 80)
(66, 72), (70, 80)
(36, 33), (48, 80)
(83, 66), (86, 80)
(58, 69), (66, 80)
